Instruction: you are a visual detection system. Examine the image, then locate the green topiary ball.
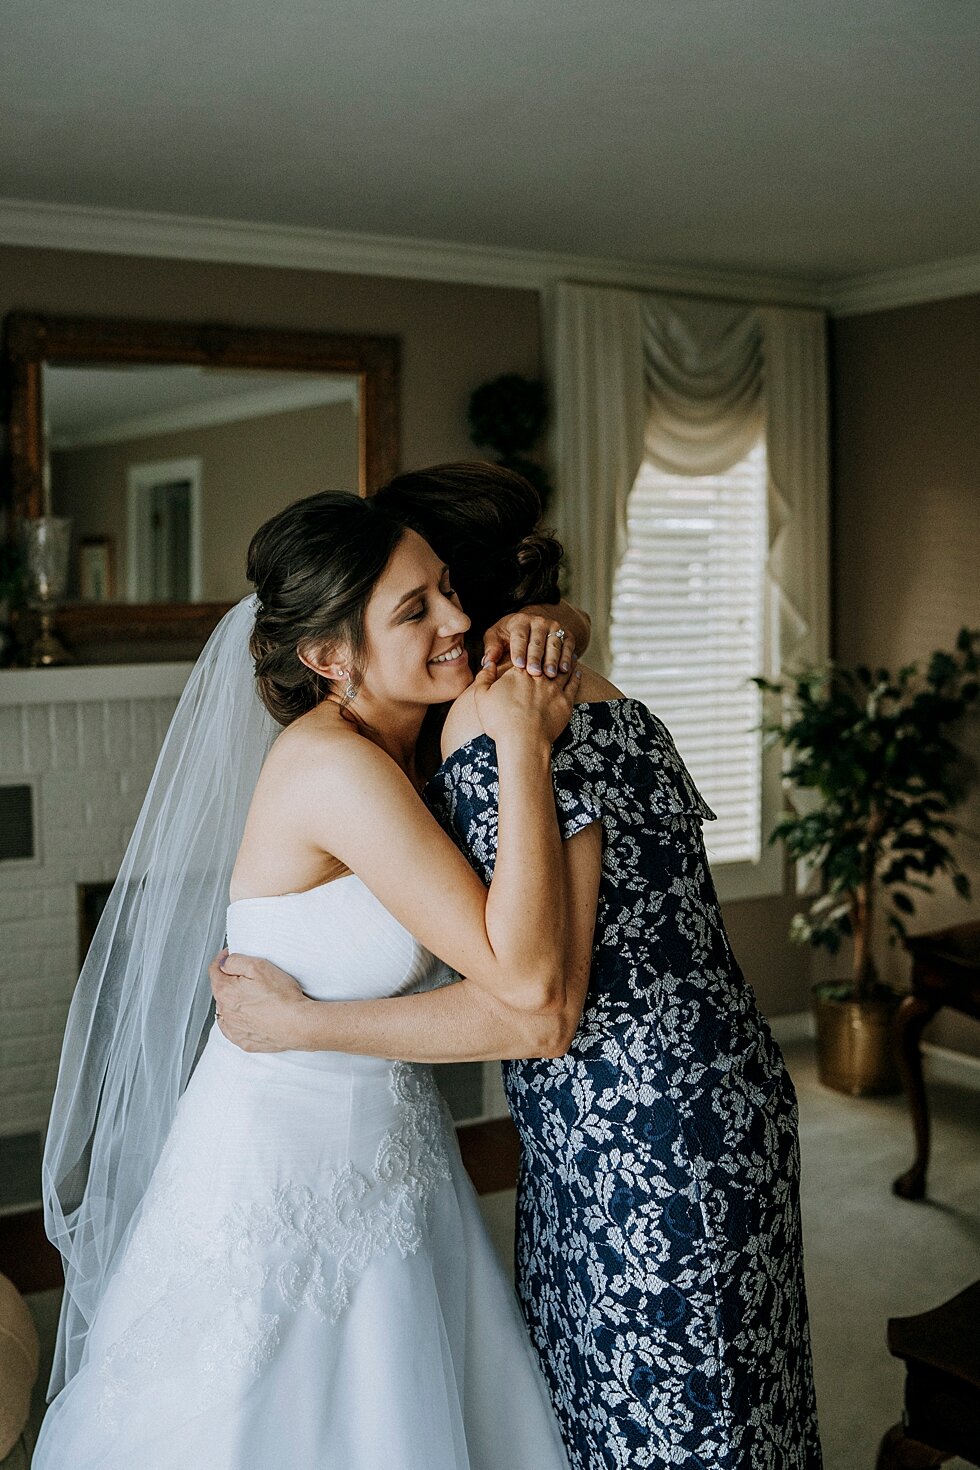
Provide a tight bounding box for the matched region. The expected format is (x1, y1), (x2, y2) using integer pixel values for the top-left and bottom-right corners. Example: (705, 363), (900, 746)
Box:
(468, 375), (547, 458)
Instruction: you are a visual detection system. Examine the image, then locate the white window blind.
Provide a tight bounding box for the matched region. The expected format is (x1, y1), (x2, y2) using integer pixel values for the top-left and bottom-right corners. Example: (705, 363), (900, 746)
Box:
(609, 437), (768, 867)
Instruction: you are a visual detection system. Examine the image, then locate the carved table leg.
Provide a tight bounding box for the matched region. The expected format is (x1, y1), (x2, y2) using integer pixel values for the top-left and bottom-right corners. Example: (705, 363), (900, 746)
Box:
(876, 1423), (950, 1469)
(892, 993), (939, 1200)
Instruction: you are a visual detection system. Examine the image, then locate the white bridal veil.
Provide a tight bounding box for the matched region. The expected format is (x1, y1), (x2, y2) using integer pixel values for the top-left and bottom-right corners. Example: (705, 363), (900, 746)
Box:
(43, 596), (278, 1396)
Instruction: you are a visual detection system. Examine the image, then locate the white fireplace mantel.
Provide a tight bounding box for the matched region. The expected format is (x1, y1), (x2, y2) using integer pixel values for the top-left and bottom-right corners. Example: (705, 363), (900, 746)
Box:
(0, 662), (195, 706)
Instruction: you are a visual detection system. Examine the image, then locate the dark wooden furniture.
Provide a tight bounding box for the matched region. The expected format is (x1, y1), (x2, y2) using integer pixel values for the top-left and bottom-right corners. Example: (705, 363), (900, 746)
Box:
(0, 1209), (63, 1297)
(877, 1280), (980, 1468)
(893, 920), (980, 1200)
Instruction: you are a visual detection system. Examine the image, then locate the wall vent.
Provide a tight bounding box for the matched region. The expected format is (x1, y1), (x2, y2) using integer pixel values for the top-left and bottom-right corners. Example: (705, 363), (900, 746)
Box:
(0, 784), (34, 862)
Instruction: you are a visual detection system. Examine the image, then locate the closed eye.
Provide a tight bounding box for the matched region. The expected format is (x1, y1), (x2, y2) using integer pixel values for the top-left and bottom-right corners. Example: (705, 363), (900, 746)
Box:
(402, 575), (455, 623)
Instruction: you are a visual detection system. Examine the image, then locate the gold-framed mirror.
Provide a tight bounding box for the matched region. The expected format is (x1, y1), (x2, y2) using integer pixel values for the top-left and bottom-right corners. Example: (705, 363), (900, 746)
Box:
(3, 313), (399, 661)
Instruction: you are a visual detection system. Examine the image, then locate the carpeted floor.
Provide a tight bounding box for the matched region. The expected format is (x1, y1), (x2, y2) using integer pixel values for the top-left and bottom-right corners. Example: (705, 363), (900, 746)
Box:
(22, 1038), (980, 1468)
(787, 1039), (979, 1470)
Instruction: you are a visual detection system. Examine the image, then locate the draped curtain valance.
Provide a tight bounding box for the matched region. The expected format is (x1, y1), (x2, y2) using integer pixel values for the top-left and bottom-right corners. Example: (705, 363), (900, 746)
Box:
(642, 295), (764, 477)
(550, 281), (829, 679)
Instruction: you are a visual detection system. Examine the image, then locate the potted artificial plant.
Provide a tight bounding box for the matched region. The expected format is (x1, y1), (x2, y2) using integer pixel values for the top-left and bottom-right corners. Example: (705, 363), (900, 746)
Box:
(756, 628), (980, 1096)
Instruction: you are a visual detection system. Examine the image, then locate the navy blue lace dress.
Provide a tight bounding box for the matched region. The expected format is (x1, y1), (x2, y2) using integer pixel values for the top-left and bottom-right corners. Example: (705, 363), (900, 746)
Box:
(427, 698), (822, 1470)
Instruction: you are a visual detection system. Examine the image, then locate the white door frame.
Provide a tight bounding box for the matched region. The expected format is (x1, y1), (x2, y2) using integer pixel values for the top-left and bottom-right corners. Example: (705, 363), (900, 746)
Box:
(126, 457), (204, 602)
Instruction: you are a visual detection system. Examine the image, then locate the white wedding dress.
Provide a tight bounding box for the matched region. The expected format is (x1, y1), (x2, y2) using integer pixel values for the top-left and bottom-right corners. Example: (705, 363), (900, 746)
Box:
(34, 876), (570, 1470)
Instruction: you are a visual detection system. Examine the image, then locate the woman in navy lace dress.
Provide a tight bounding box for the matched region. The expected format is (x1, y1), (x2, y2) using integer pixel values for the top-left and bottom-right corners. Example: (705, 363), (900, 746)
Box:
(214, 464), (822, 1469)
(426, 694), (821, 1470)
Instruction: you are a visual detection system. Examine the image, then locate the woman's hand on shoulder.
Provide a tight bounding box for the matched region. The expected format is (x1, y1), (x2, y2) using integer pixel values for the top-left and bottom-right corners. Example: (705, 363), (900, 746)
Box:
(472, 660), (581, 750)
(482, 606), (578, 678)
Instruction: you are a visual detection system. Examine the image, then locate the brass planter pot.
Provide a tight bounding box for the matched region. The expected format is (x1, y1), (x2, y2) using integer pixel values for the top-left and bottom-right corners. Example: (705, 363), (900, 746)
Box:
(812, 986), (902, 1096)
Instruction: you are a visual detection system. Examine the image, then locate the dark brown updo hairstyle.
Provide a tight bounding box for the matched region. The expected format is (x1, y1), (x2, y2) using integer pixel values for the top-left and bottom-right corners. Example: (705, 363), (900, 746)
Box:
(372, 461), (563, 638)
(247, 490), (405, 726)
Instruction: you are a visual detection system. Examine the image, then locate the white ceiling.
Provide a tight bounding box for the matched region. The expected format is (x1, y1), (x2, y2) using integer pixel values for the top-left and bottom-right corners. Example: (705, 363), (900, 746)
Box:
(2, 0), (979, 284)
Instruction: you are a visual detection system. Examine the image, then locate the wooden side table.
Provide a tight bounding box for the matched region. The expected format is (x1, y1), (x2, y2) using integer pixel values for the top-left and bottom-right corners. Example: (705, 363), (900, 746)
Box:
(876, 1280), (980, 1468)
(892, 920), (980, 1200)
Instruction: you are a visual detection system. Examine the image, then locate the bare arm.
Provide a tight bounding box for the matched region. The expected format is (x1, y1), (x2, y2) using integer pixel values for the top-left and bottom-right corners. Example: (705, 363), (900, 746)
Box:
(212, 821), (602, 1060)
(266, 664), (579, 1015)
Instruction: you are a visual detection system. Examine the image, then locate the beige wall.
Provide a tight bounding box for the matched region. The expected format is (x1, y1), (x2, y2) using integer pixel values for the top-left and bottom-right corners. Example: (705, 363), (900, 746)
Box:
(832, 293), (980, 1056)
(722, 876), (814, 1020)
(53, 398), (359, 601)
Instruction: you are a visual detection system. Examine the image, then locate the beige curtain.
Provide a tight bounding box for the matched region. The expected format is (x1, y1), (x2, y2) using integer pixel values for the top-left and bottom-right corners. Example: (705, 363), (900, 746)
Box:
(550, 283), (646, 674)
(550, 283), (829, 678)
(760, 307), (831, 674)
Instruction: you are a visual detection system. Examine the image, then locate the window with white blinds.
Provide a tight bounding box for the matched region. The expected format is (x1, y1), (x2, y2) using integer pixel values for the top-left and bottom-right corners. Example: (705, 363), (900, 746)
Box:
(609, 436), (768, 868)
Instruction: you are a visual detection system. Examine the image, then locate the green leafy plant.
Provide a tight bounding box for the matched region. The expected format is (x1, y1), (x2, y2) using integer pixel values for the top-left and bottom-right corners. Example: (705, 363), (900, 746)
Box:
(755, 628), (980, 1002)
(467, 374), (553, 509)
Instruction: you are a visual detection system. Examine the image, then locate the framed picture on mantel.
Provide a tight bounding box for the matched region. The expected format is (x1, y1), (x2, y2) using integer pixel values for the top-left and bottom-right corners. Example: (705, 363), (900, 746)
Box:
(78, 537), (115, 603)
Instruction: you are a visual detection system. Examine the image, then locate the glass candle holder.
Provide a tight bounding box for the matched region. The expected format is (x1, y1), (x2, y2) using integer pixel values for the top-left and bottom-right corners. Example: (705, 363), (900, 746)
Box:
(21, 516), (73, 666)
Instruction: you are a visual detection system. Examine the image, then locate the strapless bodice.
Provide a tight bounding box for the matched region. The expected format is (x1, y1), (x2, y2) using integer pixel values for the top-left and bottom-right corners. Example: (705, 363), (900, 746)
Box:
(225, 874), (446, 1003)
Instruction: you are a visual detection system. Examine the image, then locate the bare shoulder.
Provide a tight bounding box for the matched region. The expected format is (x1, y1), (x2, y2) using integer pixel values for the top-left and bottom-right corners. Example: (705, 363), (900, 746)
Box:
(261, 702), (400, 798)
(441, 683), (484, 760)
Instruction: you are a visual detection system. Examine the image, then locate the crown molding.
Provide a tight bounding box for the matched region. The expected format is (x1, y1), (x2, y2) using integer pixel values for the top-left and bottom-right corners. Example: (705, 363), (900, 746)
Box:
(0, 196), (820, 307)
(2, 197), (977, 316)
(823, 250), (980, 316)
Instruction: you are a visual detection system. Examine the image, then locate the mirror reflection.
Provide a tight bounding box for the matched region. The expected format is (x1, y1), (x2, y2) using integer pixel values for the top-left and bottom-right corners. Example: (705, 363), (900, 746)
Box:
(44, 363), (361, 604)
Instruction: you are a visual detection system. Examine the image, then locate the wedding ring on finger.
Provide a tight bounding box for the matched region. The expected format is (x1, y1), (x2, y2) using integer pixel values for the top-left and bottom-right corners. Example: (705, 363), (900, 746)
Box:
(552, 628), (566, 643)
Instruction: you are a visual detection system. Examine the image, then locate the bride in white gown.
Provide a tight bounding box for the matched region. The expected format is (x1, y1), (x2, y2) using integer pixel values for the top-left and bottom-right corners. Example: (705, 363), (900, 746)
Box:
(34, 492), (584, 1469)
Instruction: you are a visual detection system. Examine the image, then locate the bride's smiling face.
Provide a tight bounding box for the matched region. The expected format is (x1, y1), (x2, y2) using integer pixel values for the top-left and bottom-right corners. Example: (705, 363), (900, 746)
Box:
(356, 529), (473, 706)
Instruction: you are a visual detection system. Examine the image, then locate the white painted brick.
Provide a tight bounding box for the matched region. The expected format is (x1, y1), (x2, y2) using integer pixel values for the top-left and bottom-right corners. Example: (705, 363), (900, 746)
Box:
(0, 890), (34, 922)
(128, 699), (156, 755)
(8, 1108), (52, 1137)
(0, 1005), (52, 1039)
(0, 709), (25, 774)
(20, 705), (54, 774)
(0, 1035), (62, 1068)
(40, 946), (78, 977)
(39, 827), (83, 860)
(0, 918), (46, 954)
(41, 770), (87, 818)
(50, 703), (81, 770)
(154, 698), (179, 744)
(105, 701), (134, 765)
(0, 1061), (56, 1095)
(77, 772), (126, 812)
(0, 867), (45, 894)
(0, 960), (37, 991)
(42, 970), (78, 997)
(41, 887), (74, 918)
(77, 704), (107, 771)
(0, 684), (176, 1126)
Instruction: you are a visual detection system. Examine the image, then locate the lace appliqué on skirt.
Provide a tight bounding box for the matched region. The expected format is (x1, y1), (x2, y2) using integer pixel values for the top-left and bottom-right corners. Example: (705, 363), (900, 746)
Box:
(96, 1062), (453, 1428)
